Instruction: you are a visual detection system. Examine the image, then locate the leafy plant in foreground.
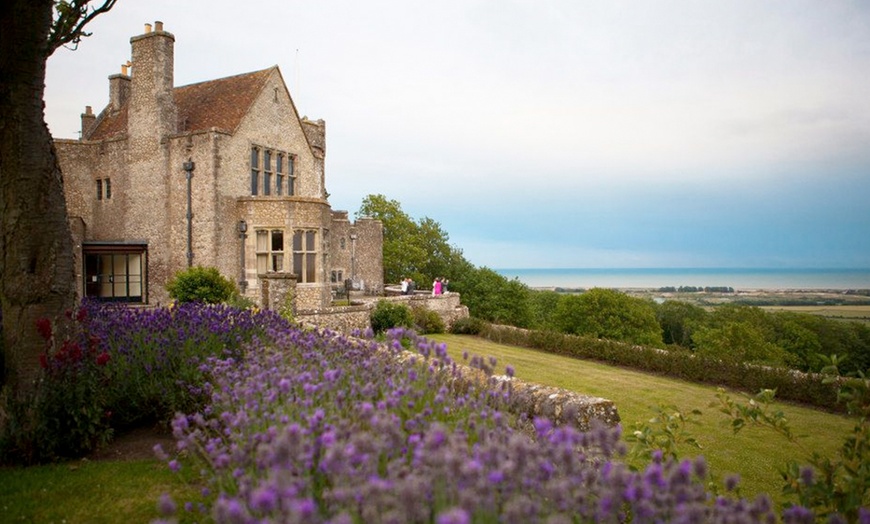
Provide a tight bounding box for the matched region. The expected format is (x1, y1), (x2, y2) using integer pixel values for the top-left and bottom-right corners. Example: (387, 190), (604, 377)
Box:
(713, 366), (870, 522)
(1, 309), (113, 463)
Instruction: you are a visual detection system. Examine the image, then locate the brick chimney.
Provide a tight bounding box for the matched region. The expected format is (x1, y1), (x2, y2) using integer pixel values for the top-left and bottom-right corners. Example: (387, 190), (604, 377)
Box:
(128, 20), (177, 142)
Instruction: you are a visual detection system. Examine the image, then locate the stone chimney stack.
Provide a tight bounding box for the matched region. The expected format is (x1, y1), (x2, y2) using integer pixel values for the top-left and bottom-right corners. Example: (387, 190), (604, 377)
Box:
(80, 105), (96, 139)
(129, 20), (177, 141)
(108, 62), (131, 112)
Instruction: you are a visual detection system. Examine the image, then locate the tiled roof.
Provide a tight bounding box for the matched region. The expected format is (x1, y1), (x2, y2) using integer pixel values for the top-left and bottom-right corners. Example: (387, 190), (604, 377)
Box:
(86, 67), (275, 141)
(87, 106), (127, 141)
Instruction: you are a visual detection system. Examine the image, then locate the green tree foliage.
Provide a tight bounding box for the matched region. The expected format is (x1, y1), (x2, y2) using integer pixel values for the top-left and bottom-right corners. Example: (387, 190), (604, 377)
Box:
(166, 267), (236, 304)
(684, 304), (870, 373)
(452, 267), (534, 328)
(529, 290), (562, 330)
(358, 194), (473, 288)
(656, 300), (708, 347)
(359, 195), (427, 285)
(692, 321), (791, 366)
(552, 288), (663, 347)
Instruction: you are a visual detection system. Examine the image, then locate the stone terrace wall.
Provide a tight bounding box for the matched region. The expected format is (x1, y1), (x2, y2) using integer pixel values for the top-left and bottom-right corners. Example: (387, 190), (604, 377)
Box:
(297, 304), (371, 333)
(391, 347), (620, 432)
(375, 293), (469, 329)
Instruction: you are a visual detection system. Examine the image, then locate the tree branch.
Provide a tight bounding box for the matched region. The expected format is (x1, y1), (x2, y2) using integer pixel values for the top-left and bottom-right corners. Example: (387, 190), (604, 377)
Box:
(46, 0), (118, 56)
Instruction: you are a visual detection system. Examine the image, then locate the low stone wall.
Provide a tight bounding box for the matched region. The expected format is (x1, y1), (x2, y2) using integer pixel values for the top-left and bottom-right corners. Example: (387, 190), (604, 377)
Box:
(297, 304), (371, 333)
(377, 292), (470, 329)
(502, 378), (621, 431)
(392, 347), (620, 432)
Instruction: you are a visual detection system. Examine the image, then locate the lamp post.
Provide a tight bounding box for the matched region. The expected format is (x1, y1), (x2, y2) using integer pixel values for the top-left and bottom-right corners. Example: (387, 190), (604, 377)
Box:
(238, 219), (248, 294)
(182, 160), (195, 267)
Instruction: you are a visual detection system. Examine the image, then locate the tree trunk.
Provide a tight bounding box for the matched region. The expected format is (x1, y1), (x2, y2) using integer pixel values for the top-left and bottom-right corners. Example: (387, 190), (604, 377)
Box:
(0, 0), (77, 398)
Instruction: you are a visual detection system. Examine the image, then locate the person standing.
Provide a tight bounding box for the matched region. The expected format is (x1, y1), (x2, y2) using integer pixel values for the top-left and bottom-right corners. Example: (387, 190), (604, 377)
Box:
(432, 277), (442, 296)
(401, 278), (409, 295)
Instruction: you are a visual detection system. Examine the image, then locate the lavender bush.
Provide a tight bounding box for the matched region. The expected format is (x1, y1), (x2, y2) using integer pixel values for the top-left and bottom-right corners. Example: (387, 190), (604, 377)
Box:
(157, 326), (784, 523)
(0, 301), (282, 463)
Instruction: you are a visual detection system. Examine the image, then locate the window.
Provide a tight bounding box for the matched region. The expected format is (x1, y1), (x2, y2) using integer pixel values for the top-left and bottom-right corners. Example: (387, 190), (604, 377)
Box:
(287, 155), (295, 196)
(340, 237), (346, 250)
(263, 150), (272, 196)
(293, 229), (317, 283)
(252, 146), (295, 196)
(83, 244), (146, 302)
(276, 154), (284, 196)
(104, 178), (111, 199)
(256, 229), (285, 273)
(96, 179), (103, 201)
(331, 269), (344, 284)
(250, 147), (260, 195)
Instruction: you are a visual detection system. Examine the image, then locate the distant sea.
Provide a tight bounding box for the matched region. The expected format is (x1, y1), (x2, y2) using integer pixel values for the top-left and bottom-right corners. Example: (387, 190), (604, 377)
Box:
(494, 268), (870, 290)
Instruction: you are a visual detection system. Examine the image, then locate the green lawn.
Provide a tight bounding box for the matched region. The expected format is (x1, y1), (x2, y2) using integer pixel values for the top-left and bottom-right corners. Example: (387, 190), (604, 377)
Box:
(0, 458), (201, 523)
(429, 333), (856, 508)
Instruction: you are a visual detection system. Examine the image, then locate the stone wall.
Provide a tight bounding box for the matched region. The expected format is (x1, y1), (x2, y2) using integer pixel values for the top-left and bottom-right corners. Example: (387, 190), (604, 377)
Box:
(390, 344), (620, 432)
(280, 293), (470, 335)
(375, 293), (469, 330)
(296, 304), (371, 333)
(259, 272), (296, 313)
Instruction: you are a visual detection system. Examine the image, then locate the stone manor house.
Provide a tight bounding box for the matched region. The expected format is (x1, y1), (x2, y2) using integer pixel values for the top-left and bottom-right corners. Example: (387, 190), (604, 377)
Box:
(54, 22), (383, 310)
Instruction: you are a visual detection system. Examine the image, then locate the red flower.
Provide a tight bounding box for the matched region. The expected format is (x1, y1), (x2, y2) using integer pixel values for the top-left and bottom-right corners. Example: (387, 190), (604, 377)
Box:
(96, 352), (111, 366)
(39, 354), (48, 369)
(35, 318), (52, 341)
(88, 334), (101, 352)
(76, 307), (88, 323)
(67, 343), (83, 362)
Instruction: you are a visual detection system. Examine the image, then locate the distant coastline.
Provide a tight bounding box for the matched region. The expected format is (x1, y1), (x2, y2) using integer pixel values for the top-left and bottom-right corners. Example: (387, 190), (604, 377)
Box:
(494, 268), (870, 291)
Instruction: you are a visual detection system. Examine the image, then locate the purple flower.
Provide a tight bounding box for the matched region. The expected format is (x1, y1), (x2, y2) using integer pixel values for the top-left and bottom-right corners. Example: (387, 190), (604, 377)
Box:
(488, 470), (504, 484)
(157, 493), (176, 516)
(436, 507), (470, 524)
(251, 486), (278, 512)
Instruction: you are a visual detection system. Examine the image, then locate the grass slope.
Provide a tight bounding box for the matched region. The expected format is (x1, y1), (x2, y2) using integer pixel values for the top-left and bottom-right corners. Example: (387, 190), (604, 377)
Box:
(0, 459), (201, 523)
(429, 333), (855, 508)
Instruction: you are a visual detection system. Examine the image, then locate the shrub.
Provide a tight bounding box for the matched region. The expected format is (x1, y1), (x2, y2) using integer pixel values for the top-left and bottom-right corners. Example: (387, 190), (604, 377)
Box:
(477, 323), (841, 411)
(450, 316), (486, 335)
(166, 266), (236, 304)
(0, 301), (288, 465)
(0, 312), (113, 463)
(370, 300), (413, 334)
(412, 306), (445, 334)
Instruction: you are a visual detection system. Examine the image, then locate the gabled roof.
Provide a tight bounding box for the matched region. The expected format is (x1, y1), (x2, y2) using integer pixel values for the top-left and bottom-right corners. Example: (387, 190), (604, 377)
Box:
(86, 67), (276, 141)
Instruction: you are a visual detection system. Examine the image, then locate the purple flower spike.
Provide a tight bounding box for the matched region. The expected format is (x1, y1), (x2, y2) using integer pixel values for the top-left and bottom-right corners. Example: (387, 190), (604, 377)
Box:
(436, 507), (471, 524)
(157, 493), (176, 516)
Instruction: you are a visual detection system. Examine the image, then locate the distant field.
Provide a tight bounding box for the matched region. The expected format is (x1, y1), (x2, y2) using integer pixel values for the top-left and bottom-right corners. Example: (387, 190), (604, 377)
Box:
(759, 305), (870, 324)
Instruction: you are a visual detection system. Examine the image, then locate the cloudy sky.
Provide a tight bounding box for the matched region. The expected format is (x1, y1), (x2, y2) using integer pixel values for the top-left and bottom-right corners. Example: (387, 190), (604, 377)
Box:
(44, 1), (870, 269)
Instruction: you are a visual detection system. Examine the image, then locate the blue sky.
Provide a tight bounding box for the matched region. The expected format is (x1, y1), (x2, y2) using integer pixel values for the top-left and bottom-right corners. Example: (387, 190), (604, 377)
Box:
(43, 1), (870, 269)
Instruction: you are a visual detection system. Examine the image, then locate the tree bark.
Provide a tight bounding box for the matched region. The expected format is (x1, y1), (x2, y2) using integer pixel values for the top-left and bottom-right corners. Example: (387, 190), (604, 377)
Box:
(0, 0), (77, 397)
